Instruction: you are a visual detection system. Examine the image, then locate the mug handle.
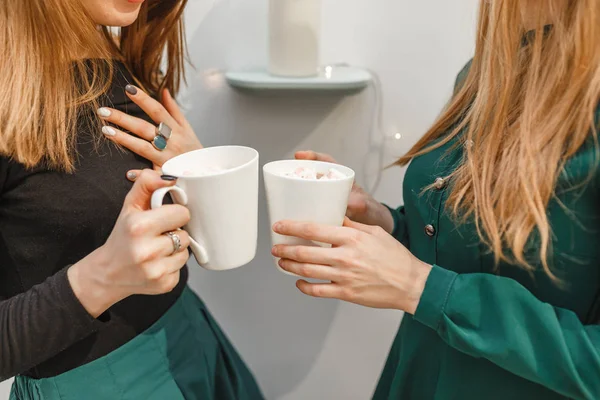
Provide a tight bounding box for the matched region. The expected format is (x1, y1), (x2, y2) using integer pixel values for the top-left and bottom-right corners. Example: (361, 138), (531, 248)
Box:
(150, 186), (210, 265)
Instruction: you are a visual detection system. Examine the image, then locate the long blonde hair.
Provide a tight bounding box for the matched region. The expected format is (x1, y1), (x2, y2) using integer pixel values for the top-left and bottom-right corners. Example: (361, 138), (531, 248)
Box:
(398, 1), (600, 279)
(0, 0), (188, 171)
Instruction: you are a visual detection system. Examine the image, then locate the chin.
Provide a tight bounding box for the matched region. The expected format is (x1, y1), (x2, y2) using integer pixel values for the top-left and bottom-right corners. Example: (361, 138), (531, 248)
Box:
(88, 1), (144, 27)
(110, 12), (142, 27)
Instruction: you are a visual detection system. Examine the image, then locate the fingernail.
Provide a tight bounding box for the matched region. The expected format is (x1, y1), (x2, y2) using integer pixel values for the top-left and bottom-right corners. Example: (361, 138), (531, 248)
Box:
(126, 171), (138, 181)
(125, 84), (138, 95)
(272, 246), (279, 256)
(102, 126), (116, 136)
(161, 175), (178, 181)
(273, 223), (281, 231)
(96, 108), (111, 118)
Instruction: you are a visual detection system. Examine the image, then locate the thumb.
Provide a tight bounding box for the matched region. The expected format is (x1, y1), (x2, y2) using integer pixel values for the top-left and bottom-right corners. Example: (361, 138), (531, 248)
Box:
(347, 194), (368, 214)
(123, 169), (177, 211)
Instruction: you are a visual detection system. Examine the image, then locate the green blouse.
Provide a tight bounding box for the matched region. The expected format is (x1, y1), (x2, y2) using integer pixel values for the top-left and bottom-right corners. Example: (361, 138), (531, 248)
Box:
(374, 64), (600, 400)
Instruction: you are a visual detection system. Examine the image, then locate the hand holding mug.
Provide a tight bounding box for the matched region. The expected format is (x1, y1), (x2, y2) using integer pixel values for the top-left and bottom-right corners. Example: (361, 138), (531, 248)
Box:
(68, 170), (191, 317)
(272, 218), (432, 314)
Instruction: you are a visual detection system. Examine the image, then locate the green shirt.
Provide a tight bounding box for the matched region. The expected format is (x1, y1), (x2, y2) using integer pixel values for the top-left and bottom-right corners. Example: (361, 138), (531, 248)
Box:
(374, 64), (600, 400)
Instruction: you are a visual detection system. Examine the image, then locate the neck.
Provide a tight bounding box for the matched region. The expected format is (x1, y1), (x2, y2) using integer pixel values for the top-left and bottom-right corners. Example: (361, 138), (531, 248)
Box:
(72, 27), (113, 61)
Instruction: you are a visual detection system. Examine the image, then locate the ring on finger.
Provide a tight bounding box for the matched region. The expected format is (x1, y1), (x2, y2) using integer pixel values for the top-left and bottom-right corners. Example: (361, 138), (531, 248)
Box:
(165, 231), (182, 255)
(152, 122), (172, 151)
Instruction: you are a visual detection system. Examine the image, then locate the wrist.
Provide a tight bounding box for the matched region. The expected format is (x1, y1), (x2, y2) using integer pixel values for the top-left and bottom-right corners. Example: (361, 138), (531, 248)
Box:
(67, 247), (123, 318)
(404, 260), (433, 315)
(377, 203), (395, 234)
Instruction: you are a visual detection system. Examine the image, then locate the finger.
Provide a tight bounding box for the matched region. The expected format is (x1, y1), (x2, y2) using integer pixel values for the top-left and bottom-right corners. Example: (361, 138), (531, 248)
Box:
(296, 280), (345, 299)
(103, 126), (162, 164)
(294, 150), (337, 163)
(158, 270), (183, 293)
(144, 248), (190, 278)
(124, 170), (176, 210)
(138, 204), (191, 235)
(134, 230), (191, 269)
(126, 168), (159, 181)
(272, 220), (350, 246)
(142, 256), (187, 294)
(97, 107), (156, 141)
(126, 169), (142, 182)
(162, 89), (188, 127)
(165, 249), (190, 274)
(278, 259), (344, 281)
(343, 217), (379, 234)
(155, 270), (183, 294)
(272, 244), (345, 266)
(125, 84), (179, 128)
(155, 229), (191, 258)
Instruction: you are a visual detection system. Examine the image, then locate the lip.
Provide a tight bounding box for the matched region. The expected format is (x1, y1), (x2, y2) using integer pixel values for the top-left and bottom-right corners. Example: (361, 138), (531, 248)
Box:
(127, 0), (145, 3)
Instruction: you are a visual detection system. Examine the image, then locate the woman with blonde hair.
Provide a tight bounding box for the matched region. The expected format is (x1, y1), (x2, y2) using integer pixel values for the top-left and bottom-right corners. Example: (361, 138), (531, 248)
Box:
(0, 1), (262, 399)
(275, 1), (600, 398)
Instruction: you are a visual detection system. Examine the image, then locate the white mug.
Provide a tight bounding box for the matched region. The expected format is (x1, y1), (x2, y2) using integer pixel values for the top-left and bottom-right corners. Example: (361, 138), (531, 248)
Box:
(151, 146), (259, 271)
(263, 159), (355, 276)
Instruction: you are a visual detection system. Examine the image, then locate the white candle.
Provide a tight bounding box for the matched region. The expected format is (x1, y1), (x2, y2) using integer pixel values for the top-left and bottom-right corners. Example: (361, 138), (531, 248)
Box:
(268, 0), (321, 77)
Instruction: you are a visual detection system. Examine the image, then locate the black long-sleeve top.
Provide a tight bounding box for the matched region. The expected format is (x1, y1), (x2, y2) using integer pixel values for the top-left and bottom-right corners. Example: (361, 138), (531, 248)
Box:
(0, 62), (187, 380)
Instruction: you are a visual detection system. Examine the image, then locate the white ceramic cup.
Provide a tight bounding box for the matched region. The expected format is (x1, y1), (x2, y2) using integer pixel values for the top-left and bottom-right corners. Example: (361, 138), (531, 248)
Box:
(263, 159), (355, 276)
(151, 146), (259, 271)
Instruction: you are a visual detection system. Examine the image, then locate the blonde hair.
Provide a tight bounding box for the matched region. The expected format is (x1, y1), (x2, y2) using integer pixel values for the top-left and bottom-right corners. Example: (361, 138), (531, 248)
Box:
(397, 1), (600, 279)
(0, 0), (188, 171)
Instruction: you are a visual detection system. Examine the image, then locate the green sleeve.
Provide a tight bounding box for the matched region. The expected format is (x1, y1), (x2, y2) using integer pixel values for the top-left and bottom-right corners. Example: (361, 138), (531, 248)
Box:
(414, 265), (600, 400)
(382, 205), (409, 247)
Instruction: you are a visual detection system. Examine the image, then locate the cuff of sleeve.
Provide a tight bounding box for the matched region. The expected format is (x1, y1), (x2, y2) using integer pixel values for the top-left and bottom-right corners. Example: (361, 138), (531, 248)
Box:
(50, 266), (107, 330)
(383, 204), (401, 237)
(413, 265), (458, 331)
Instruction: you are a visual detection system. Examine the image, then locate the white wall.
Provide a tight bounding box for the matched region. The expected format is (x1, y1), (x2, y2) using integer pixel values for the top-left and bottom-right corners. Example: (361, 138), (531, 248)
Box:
(0, 0), (477, 398)
(179, 1), (478, 398)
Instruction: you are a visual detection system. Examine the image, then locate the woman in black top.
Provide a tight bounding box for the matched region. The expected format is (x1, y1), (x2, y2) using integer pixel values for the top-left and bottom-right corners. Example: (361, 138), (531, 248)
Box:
(0, 1), (262, 399)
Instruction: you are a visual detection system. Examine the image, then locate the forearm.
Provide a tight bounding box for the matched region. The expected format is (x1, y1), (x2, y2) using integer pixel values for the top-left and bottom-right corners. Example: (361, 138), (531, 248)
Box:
(0, 265), (107, 380)
(414, 266), (600, 399)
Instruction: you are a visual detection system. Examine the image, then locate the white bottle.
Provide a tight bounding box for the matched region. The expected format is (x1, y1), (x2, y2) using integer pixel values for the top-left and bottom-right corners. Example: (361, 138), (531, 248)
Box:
(268, 0), (321, 77)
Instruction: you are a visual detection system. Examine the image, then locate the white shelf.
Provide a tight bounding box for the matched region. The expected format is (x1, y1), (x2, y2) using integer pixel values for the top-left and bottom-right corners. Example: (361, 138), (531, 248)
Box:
(225, 67), (372, 92)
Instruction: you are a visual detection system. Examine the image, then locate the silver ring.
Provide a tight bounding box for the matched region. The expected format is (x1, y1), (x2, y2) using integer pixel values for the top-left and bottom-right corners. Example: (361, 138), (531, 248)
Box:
(165, 231), (182, 255)
(152, 122), (172, 152)
(157, 122), (172, 140)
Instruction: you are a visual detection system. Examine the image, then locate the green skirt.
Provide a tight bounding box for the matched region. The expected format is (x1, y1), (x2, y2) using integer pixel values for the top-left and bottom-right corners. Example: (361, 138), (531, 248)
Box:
(10, 287), (264, 400)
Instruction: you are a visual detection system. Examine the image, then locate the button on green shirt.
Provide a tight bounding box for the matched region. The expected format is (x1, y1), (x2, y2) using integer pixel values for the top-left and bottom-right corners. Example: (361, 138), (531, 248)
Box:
(374, 64), (600, 400)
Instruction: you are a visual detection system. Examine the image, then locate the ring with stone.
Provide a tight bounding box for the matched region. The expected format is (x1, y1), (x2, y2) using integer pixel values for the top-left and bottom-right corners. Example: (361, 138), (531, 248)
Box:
(165, 231), (182, 255)
(152, 122), (172, 151)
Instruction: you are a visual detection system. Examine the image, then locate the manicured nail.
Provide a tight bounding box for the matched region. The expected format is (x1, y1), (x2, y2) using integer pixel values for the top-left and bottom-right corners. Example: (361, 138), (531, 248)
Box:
(161, 175), (177, 181)
(126, 171), (138, 181)
(96, 107), (111, 118)
(125, 84), (138, 95)
(102, 126), (116, 136)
